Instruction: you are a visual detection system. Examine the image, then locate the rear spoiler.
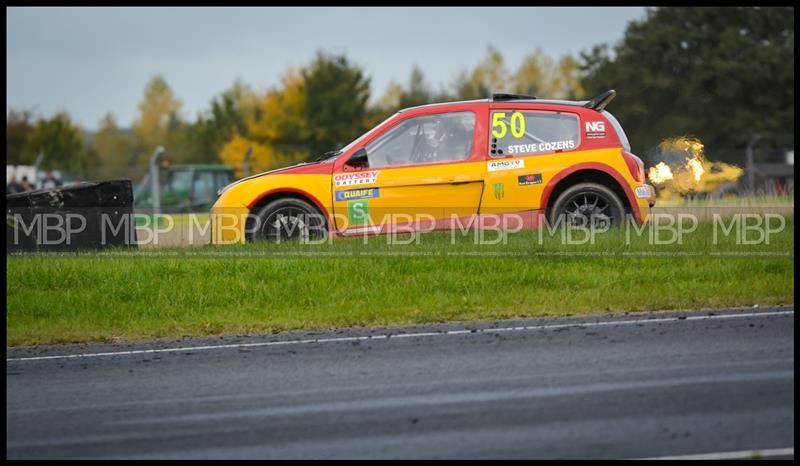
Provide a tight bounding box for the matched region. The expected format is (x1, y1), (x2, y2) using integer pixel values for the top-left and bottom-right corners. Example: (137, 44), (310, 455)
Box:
(584, 89), (616, 111)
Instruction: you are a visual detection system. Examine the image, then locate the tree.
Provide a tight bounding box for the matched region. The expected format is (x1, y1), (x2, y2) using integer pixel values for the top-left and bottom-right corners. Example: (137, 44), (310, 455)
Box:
(369, 65), (440, 127)
(580, 7), (794, 162)
(22, 113), (94, 176)
(514, 48), (558, 97)
(92, 113), (137, 179)
(191, 80), (261, 164)
(452, 45), (509, 100)
(7, 109), (36, 165)
(132, 75), (183, 164)
(302, 51), (371, 159)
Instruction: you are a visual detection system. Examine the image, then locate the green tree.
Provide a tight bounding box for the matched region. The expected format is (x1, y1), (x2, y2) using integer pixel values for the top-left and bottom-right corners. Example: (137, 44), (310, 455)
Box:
(22, 113), (94, 176)
(580, 7), (794, 161)
(190, 80), (261, 164)
(6, 109), (36, 165)
(302, 51), (371, 159)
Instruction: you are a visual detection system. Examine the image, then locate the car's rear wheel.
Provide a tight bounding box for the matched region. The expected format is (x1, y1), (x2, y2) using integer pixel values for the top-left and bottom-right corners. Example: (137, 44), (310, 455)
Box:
(250, 198), (327, 243)
(548, 182), (626, 228)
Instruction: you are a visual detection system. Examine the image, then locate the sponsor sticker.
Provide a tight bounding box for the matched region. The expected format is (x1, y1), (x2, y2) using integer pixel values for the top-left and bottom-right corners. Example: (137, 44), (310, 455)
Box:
(506, 140), (576, 155)
(334, 170), (380, 187)
(493, 183), (505, 200)
(487, 159), (525, 172)
(335, 187), (379, 201)
(585, 121), (606, 138)
(518, 173), (543, 186)
(635, 185), (655, 199)
(348, 200), (370, 225)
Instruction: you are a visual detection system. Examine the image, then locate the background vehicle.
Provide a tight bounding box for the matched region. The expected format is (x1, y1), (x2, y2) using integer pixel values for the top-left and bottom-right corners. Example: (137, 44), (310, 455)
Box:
(135, 164), (235, 213)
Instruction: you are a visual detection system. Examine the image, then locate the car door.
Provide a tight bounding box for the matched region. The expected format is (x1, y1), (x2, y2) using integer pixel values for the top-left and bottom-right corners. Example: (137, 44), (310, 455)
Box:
(332, 108), (488, 234)
(479, 106), (582, 216)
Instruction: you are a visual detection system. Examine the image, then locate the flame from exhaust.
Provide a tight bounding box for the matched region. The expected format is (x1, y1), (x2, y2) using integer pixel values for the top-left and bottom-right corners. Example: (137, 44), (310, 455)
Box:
(646, 137), (743, 198)
(647, 137), (708, 192)
(648, 162), (674, 184)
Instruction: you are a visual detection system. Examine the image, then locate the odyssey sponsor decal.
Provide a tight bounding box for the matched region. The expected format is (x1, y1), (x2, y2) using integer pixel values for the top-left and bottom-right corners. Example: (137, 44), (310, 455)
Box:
(487, 159), (525, 172)
(334, 170), (380, 187)
(506, 140), (576, 155)
(335, 187), (379, 201)
(585, 120), (606, 138)
(518, 173), (543, 186)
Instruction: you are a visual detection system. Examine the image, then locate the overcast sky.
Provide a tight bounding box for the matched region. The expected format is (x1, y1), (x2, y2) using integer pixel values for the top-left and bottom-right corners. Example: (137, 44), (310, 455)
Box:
(7, 6), (647, 131)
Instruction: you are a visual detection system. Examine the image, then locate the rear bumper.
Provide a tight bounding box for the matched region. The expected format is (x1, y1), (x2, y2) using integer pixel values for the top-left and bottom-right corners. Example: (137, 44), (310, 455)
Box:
(635, 184), (657, 207)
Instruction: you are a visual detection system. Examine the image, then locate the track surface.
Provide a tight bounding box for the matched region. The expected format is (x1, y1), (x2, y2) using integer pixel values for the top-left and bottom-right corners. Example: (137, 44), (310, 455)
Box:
(6, 307), (794, 459)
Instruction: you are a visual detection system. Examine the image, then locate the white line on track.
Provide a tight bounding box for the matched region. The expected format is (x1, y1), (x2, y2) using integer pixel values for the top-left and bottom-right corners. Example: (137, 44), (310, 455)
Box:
(6, 309), (793, 362)
(639, 446), (794, 460)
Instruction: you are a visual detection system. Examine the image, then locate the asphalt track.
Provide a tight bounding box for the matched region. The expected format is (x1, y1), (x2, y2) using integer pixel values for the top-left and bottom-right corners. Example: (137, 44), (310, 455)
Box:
(6, 307), (794, 459)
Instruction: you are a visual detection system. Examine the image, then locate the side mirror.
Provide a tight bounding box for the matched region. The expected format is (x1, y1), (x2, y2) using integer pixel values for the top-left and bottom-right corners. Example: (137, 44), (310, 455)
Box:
(346, 148), (369, 167)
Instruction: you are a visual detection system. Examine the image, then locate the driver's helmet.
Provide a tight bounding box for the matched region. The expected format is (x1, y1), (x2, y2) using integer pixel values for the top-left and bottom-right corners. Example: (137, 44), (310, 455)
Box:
(433, 116), (469, 160)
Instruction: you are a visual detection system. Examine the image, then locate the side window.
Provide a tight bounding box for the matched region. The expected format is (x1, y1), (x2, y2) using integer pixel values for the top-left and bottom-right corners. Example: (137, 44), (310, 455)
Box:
(490, 110), (580, 157)
(366, 112), (475, 167)
(166, 170), (192, 195)
(192, 171), (216, 203)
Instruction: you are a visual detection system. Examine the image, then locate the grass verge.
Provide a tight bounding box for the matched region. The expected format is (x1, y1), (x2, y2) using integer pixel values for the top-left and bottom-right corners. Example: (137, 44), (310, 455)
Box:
(6, 218), (794, 346)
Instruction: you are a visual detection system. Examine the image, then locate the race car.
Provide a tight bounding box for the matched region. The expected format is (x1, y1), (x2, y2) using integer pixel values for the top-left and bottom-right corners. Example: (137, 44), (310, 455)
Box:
(210, 90), (656, 243)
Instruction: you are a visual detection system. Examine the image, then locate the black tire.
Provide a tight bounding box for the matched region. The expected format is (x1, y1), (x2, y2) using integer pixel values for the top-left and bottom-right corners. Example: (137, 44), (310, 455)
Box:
(249, 197), (328, 243)
(548, 182), (626, 228)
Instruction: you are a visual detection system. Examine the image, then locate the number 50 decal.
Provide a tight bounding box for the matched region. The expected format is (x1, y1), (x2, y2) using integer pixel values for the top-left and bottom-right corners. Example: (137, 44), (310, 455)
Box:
(492, 111), (526, 139)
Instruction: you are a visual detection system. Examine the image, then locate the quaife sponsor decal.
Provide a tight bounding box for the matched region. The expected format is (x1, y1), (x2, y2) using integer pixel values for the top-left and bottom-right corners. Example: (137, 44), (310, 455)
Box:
(334, 170), (380, 187)
(506, 140), (576, 154)
(487, 159), (525, 171)
(585, 120), (606, 138)
(518, 173), (543, 186)
(335, 187), (379, 201)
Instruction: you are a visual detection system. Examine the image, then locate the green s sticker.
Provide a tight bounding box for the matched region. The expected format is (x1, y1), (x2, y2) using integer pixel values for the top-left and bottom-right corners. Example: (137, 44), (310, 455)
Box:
(348, 200), (370, 225)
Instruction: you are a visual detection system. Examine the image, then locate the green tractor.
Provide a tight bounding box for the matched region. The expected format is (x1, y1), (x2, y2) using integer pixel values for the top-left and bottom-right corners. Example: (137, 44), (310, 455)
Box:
(134, 164), (235, 213)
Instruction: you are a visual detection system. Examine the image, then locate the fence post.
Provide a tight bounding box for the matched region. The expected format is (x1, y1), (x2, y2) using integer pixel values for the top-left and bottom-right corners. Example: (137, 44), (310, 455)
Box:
(242, 146), (253, 178)
(149, 146), (165, 215)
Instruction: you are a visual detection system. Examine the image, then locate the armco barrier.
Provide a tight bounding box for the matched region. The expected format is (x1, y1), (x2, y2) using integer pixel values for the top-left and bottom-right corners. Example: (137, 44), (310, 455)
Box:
(6, 179), (138, 252)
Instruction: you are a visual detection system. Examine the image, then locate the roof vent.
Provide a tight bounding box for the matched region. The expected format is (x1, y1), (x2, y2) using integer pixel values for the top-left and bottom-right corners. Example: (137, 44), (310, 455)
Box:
(492, 93), (537, 101)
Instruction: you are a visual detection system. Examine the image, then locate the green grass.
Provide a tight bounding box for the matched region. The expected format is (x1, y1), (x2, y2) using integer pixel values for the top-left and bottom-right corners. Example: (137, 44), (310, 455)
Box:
(656, 194), (795, 207)
(6, 218), (794, 346)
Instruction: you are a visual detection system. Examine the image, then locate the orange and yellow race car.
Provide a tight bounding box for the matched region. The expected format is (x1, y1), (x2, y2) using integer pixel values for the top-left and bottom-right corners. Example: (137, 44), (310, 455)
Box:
(210, 90), (656, 243)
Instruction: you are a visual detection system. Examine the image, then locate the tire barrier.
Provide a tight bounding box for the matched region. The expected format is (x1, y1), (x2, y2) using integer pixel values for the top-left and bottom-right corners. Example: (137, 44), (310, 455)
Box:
(6, 179), (138, 253)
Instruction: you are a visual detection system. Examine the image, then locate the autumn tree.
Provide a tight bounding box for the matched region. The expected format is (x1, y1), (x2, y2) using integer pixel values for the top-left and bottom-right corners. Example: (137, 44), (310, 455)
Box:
(452, 45), (509, 100)
(132, 75), (183, 166)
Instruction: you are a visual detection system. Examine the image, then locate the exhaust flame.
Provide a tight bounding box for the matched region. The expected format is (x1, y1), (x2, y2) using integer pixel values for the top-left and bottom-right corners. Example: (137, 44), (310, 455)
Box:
(686, 157), (704, 183)
(648, 162), (674, 184)
(646, 137), (743, 199)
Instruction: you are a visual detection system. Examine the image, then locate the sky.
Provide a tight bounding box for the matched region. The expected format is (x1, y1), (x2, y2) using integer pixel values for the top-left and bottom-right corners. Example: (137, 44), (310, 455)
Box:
(7, 6), (647, 131)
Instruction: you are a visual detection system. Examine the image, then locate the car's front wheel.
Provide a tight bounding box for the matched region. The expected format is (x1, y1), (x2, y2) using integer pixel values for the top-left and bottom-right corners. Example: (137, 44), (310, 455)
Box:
(548, 182), (626, 228)
(249, 198), (328, 243)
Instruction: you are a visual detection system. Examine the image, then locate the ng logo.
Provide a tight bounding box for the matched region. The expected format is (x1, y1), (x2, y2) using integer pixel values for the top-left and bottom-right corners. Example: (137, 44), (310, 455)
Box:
(585, 121), (606, 132)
